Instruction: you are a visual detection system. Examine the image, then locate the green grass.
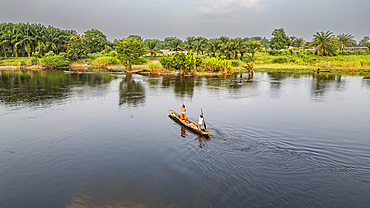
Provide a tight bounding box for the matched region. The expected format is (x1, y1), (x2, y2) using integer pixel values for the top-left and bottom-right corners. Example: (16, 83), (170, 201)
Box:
(0, 57), (34, 66)
(92, 56), (117, 66)
(252, 52), (370, 71)
(2, 50), (370, 74)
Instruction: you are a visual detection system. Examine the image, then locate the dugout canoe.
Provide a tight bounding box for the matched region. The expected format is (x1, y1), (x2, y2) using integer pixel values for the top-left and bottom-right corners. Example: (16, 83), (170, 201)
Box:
(168, 109), (211, 136)
(64, 71), (82, 74)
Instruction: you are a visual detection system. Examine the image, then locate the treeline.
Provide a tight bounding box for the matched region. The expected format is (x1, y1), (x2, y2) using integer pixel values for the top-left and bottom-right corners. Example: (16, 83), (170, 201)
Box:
(0, 22), (110, 59)
(1, 22), (370, 61)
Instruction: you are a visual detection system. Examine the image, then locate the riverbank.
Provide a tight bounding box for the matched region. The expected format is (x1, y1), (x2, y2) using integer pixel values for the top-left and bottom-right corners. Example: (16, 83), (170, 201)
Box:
(1, 53), (370, 74)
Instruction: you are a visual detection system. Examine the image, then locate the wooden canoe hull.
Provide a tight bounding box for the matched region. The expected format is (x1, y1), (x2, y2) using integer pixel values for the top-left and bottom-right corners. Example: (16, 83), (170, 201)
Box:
(315, 70), (331, 73)
(168, 109), (211, 136)
(64, 71), (82, 74)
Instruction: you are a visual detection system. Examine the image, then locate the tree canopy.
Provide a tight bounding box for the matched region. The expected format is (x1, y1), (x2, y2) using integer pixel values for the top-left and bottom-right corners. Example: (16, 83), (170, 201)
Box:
(270, 28), (291, 50)
(114, 37), (146, 70)
(1, 22), (369, 63)
(337, 33), (356, 50)
(84, 29), (108, 53)
(311, 31), (338, 56)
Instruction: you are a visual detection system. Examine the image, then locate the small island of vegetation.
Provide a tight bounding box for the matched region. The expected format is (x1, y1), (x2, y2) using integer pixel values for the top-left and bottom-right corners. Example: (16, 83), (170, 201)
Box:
(1, 22), (370, 75)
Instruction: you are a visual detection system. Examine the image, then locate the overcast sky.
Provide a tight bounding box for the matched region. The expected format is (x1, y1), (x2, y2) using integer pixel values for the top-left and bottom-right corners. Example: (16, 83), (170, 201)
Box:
(1, 0), (369, 42)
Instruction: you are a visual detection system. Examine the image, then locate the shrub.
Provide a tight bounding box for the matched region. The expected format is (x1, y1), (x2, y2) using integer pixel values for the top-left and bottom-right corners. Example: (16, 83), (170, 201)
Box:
(268, 49), (282, 56)
(195, 56), (204, 68)
(272, 57), (288, 63)
(109, 51), (117, 57)
(148, 63), (161, 70)
(303, 50), (314, 56)
(93, 56), (117, 66)
(354, 50), (367, 55)
(159, 56), (173, 70)
(87, 53), (100, 59)
(242, 54), (254, 63)
(30, 56), (39, 65)
(231, 60), (240, 67)
(32, 51), (41, 58)
(40, 51), (70, 68)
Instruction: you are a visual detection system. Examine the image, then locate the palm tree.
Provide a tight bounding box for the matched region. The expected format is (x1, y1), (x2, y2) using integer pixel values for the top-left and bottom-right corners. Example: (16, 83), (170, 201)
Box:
(337, 33), (356, 50)
(359, 36), (369, 45)
(9, 26), (22, 57)
(43, 26), (69, 54)
(184, 36), (195, 51)
(206, 39), (219, 57)
(238, 41), (248, 60)
(233, 38), (246, 60)
(247, 41), (262, 58)
(218, 37), (236, 59)
(312, 31), (335, 56)
(144, 39), (159, 59)
(193, 37), (207, 55)
(0, 24), (11, 57)
(293, 38), (305, 49)
(18, 23), (35, 57)
(163, 37), (183, 51)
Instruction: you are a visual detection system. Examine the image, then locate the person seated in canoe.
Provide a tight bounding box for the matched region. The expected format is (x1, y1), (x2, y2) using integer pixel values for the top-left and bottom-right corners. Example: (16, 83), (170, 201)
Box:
(180, 104), (186, 120)
(198, 113), (204, 131)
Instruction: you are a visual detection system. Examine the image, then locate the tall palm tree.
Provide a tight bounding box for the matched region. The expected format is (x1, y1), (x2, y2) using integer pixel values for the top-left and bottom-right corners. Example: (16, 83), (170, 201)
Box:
(31, 23), (46, 55)
(238, 41), (248, 60)
(43, 26), (69, 54)
(218, 37), (235, 59)
(337, 33), (356, 50)
(9, 26), (22, 57)
(312, 31), (335, 56)
(163, 37), (183, 51)
(206, 39), (219, 57)
(359, 36), (369, 45)
(18, 23), (35, 57)
(233, 38), (246, 60)
(293, 38), (305, 49)
(0, 24), (12, 57)
(144, 39), (159, 59)
(184, 36), (195, 51)
(193, 37), (207, 55)
(247, 41), (262, 58)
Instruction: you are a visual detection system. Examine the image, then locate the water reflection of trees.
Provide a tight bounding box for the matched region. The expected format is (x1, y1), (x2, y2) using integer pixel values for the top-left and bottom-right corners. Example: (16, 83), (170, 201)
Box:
(119, 74), (146, 107)
(205, 73), (258, 92)
(310, 73), (343, 102)
(0, 71), (115, 107)
(265, 72), (347, 101)
(266, 72), (287, 99)
(143, 73), (259, 99)
(362, 76), (370, 89)
(160, 76), (196, 99)
(266, 72), (308, 99)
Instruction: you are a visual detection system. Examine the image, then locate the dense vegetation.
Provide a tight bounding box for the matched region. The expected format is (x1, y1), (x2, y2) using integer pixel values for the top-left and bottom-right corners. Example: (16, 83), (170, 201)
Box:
(1, 22), (370, 72)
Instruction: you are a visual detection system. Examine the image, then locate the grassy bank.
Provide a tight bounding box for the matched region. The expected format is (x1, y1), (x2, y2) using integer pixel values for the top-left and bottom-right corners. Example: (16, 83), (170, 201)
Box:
(251, 52), (370, 72)
(1, 51), (370, 73)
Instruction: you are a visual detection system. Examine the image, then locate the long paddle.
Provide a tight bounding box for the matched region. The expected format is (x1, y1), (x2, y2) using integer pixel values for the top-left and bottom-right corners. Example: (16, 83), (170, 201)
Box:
(201, 108), (207, 129)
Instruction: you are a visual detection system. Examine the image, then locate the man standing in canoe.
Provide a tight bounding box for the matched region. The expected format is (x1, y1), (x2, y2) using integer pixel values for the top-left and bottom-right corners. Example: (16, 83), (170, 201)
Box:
(180, 104), (186, 120)
(198, 113), (204, 131)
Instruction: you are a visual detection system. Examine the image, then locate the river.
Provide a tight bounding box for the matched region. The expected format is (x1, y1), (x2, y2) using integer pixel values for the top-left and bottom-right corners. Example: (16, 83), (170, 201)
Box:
(0, 71), (369, 207)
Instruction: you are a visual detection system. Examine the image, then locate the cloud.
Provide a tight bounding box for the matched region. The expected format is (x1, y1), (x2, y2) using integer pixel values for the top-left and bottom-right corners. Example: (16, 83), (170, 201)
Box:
(197, 0), (265, 15)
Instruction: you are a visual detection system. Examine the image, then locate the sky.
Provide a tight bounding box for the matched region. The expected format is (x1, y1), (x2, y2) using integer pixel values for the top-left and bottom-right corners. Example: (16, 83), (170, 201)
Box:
(1, 0), (369, 42)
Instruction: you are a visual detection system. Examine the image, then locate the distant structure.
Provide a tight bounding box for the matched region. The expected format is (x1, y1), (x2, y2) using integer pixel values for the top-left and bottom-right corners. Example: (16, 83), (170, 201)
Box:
(161, 47), (188, 55)
(344, 45), (368, 51)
